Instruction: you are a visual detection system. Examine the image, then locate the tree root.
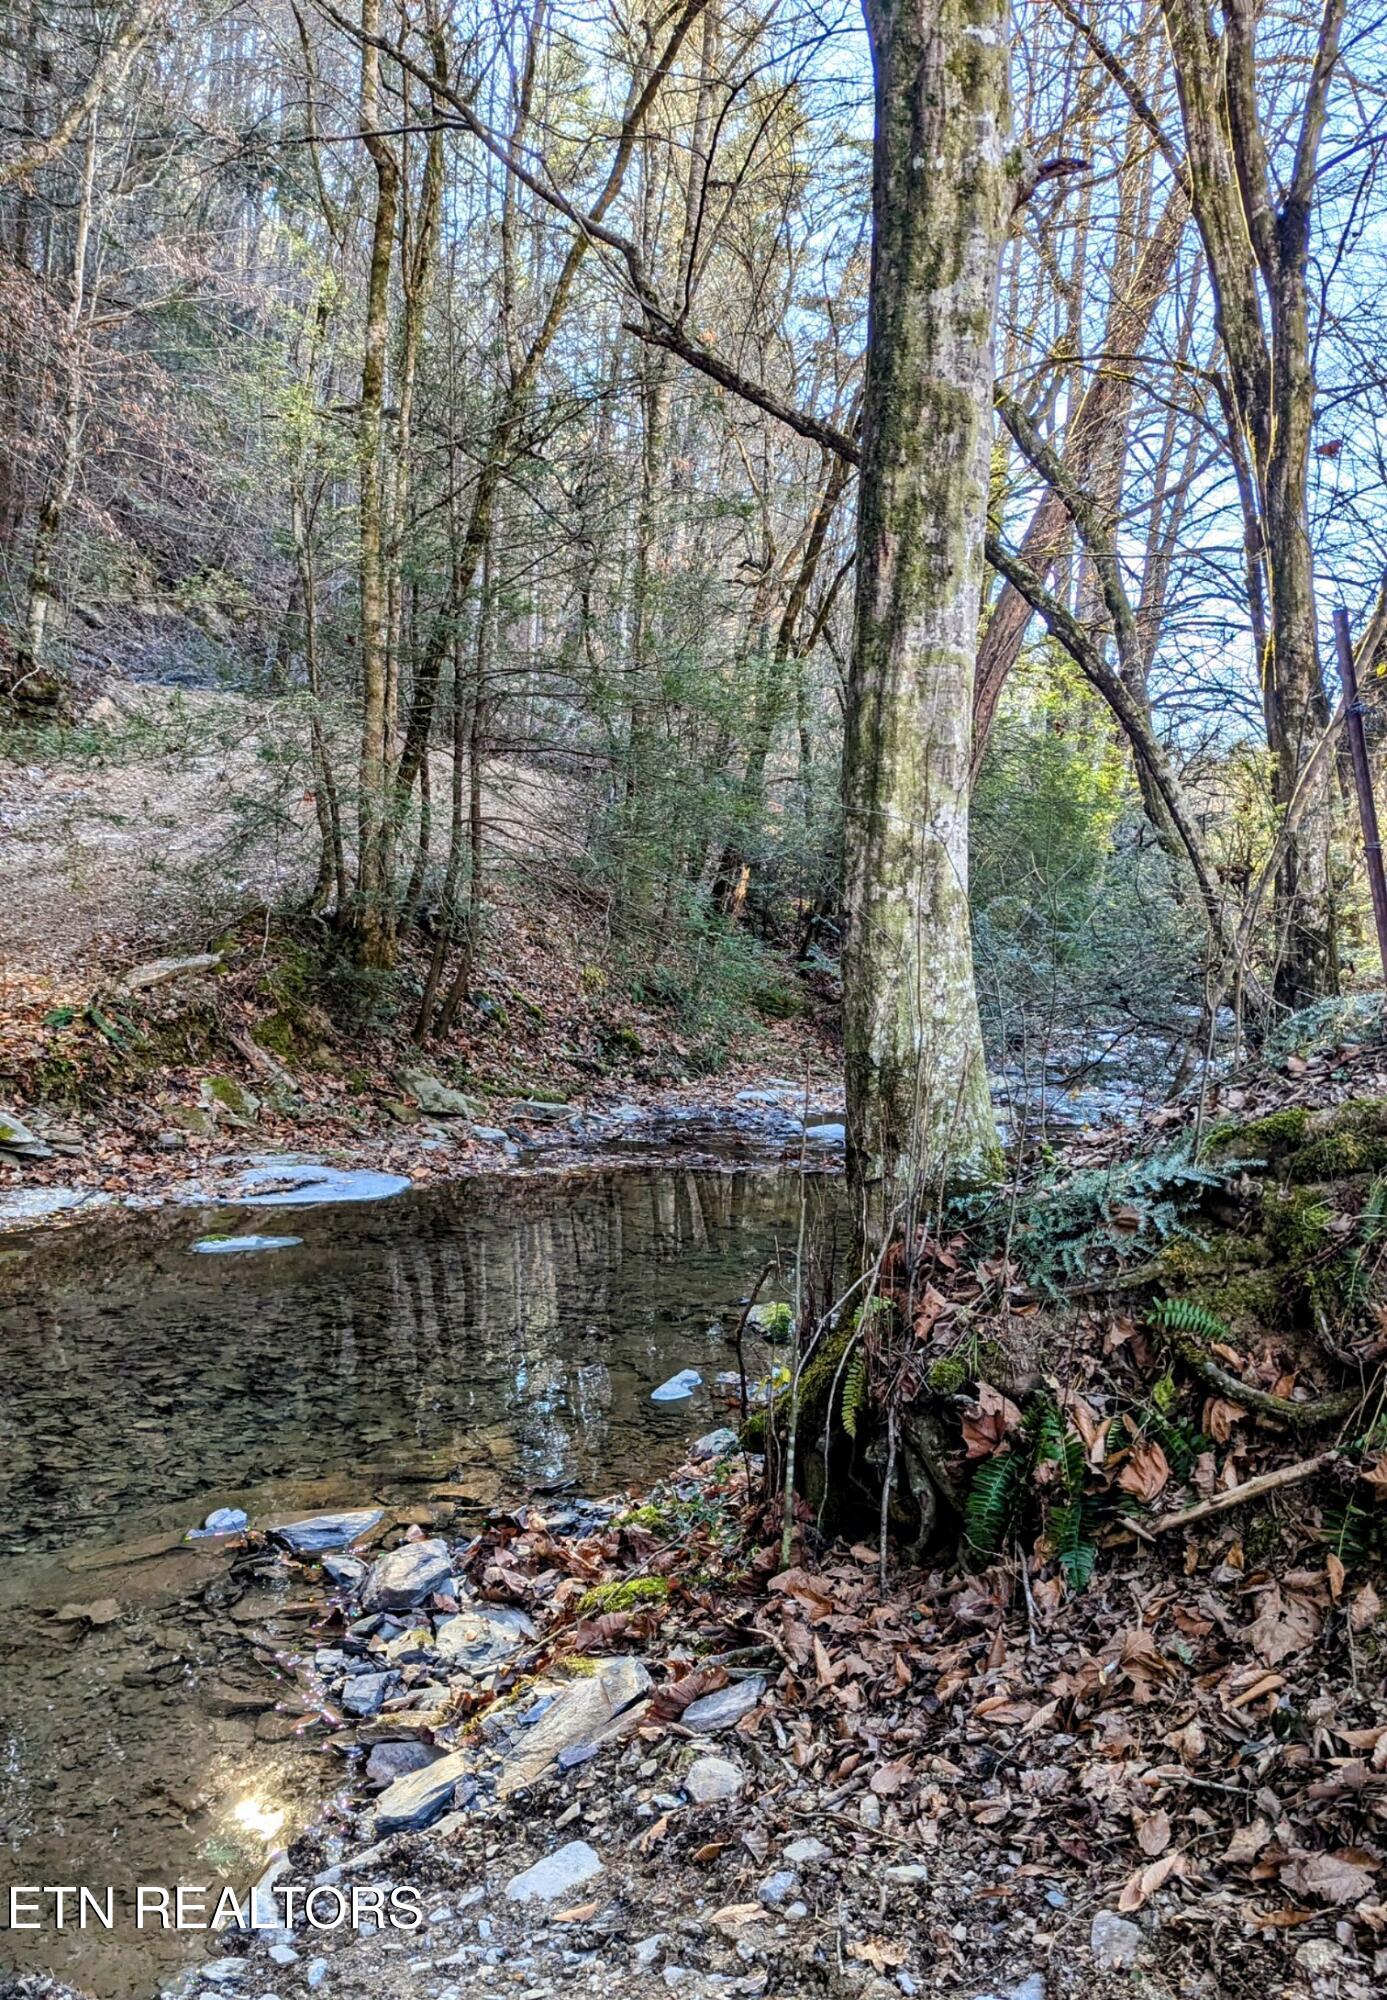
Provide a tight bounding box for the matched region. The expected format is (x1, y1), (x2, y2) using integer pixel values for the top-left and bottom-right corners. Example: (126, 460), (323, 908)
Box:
(1154, 1322), (1369, 1430)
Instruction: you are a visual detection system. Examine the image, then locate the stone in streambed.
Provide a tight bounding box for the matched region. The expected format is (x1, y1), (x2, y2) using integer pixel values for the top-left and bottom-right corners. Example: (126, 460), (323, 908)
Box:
(504, 1841), (604, 1903)
(690, 1427), (738, 1462)
(361, 1537), (452, 1612)
(373, 1749), (477, 1834)
(365, 1740), (443, 1788)
(268, 1509), (383, 1554)
(434, 1603), (535, 1674)
(322, 1551), (367, 1591)
(340, 1671), (390, 1718)
(651, 1369), (701, 1402)
(188, 1507), (249, 1538)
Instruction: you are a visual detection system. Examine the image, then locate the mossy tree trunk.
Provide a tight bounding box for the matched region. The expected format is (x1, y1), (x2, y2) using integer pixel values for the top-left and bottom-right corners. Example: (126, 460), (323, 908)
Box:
(843, 0), (1012, 1249)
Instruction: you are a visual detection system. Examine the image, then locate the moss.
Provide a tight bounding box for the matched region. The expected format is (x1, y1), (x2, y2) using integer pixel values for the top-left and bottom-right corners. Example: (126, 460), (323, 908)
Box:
(576, 1576), (670, 1615)
(614, 1503), (669, 1532)
(927, 1354), (970, 1395)
(1287, 1100), (1387, 1183)
(1156, 1232), (1281, 1333)
(1207, 1105), (1309, 1162)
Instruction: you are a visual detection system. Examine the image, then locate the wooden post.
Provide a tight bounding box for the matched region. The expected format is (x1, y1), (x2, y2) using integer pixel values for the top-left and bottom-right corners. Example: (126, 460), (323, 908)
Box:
(1334, 605), (1387, 985)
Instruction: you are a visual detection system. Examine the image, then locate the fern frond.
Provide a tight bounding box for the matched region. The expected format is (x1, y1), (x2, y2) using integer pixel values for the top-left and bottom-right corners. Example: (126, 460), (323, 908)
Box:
(841, 1349), (867, 1440)
(965, 1452), (1023, 1560)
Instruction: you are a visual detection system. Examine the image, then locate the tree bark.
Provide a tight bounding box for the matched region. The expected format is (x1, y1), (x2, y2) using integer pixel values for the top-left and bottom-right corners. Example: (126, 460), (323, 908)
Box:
(844, 0), (1012, 1244)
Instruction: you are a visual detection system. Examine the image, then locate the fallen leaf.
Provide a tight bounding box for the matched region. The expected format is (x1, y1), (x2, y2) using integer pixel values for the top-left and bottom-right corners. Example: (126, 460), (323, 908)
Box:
(1117, 1441), (1171, 1503)
(553, 1900), (603, 1923)
(1220, 1817), (1272, 1865)
(1118, 1849), (1182, 1910)
(1248, 1585), (1321, 1666)
(1135, 1807), (1172, 1856)
(1280, 1850), (1378, 1905)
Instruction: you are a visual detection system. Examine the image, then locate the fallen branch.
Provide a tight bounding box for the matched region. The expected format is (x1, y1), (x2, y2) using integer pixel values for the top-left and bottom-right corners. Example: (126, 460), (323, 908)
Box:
(1148, 1451), (1340, 1533)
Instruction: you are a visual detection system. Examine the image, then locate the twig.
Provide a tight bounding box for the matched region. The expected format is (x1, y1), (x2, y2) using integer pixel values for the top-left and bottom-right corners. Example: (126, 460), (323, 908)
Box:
(1147, 1451), (1340, 1533)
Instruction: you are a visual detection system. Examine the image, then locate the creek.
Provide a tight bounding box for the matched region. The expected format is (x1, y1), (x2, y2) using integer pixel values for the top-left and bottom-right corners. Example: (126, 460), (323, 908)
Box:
(0, 1160), (834, 1998)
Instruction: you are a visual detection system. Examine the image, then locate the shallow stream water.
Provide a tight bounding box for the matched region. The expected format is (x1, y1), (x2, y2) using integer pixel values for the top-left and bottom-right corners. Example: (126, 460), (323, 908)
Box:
(0, 1162), (831, 1998)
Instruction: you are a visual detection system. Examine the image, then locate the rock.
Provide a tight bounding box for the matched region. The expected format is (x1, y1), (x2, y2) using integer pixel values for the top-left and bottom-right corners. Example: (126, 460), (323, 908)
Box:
(197, 1962), (247, 1984)
(267, 1944), (298, 1967)
(690, 1427), (739, 1462)
(494, 1656), (651, 1797)
(634, 1937), (665, 1967)
(190, 1235), (302, 1255)
(801, 1121), (845, 1145)
(755, 1870), (798, 1909)
(340, 1671), (390, 1717)
(366, 1740), (442, 1788)
(680, 1675), (764, 1733)
(858, 1793), (882, 1831)
(119, 953), (224, 994)
(188, 1507), (249, 1538)
(504, 1840), (604, 1904)
(232, 1162), (411, 1205)
(54, 1597), (121, 1625)
(373, 1749), (477, 1833)
(783, 1837), (830, 1867)
(434, 1603), (536, 1674)
(1089, 1911), (1144, 1969)
(361, 1537), (452, 1612)
(268, 1509), (383, 1554)
(400, 1071), (480, 1119)
(685, 1755), (743, 1804)
(508, 1098), (576, 1123)
(199, 1076), (261, 1125)
(472, 1126), (510, 1144)
(885, 1864), (929, 1885)
(305, 1962), (329, 1991)
(651, 1369), (702, 1402)
(0, 1106), (53, 1160)
(322, 1552), (367, 1592)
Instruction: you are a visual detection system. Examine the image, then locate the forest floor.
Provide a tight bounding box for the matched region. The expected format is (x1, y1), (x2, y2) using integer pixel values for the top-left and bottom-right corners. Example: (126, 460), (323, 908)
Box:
(0, 680), (840, 1226)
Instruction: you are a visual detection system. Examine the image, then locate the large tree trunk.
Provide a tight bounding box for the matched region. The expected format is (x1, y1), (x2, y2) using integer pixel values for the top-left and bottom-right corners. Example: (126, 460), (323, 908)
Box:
(843, 0), (1012, 1246)
(347, 0), (400, 968)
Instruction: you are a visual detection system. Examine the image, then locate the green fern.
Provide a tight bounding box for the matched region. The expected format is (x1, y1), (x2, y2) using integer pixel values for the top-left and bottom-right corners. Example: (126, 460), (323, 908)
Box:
(1048, 1497), (1099, 1589)
(1000, 1144), (1248, 1295)
(1149, 1296), (1230, 1345)
(965, 1451), (1024, 1559)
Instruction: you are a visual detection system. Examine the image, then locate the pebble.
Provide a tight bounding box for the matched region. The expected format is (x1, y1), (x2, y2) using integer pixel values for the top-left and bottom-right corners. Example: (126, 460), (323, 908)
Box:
(267, 1944), (298, 1967)
(505, 1841), (604, 1903)
(782, 1837), (830, 1867)
(1090, 1910), (1143, 1968)
(885, 1863), (929, 1885)
(635, 1936), (665, 1966)
(858, 1794), (882, 1830)
(685, 1755), (743, 1804)
(755, 1869), (798, 1909)
(305, 1963), (329, 1992)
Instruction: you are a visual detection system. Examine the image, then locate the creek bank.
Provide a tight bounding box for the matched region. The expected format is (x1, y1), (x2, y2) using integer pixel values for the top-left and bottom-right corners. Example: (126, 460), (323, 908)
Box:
(103, 1404), (1370, 2000)
(0, 1077), (846, 1236)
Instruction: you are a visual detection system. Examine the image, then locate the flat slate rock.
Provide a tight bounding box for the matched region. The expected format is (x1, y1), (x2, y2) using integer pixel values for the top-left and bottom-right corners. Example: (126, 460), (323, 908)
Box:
(268, 1509), (384, 1554)
(434, 1603), (536, 1674)
(361, 1537), (453, 1612)
(651, 1369), (701, 1403)
(365, 1740), (443, 1789)
(680, 1674), (765, 1733)
(685, 1754), (743, 1804)
(505, 1840), (604, 1903)
(373, 1748), (475, 1834)
(191, 1234), (302, 1254)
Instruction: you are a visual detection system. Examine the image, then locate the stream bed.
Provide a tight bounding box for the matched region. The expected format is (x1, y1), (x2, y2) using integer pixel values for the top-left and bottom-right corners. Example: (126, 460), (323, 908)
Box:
(0, 1161), (835, 1998)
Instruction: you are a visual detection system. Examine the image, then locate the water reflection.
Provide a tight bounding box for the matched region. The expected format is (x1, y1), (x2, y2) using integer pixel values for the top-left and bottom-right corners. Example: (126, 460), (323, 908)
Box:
(0, 1165), (832, 1998)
